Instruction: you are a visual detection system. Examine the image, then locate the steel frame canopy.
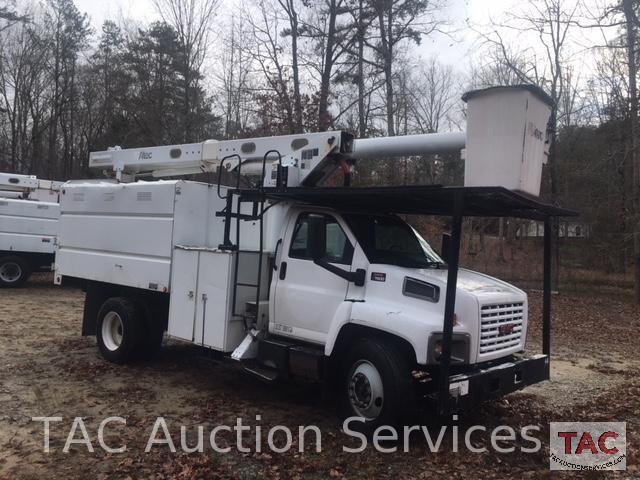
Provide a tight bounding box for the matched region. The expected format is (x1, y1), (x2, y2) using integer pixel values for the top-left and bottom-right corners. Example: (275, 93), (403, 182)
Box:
(254, 184), (577, 414)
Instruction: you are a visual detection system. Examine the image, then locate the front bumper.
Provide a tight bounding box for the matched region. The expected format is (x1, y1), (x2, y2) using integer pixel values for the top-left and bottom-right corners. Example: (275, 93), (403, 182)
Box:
(426, 354), (549, 412)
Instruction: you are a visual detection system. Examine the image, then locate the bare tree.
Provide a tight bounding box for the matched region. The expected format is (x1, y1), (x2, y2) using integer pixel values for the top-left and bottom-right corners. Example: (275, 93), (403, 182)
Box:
(245, 0), (296, 133)
(408, 57), (457, 133)
(153, 0), (218, 141)
(300, 0), (357, 131)
(0, 1), (29, 33)
(277, 0), (304, 132)
(367, 0), (445, 135)
(216, 16), (253, 139)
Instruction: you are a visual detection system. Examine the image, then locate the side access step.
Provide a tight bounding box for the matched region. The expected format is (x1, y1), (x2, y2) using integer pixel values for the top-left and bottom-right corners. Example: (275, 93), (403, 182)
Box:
(240, 337), (325, 382)
(242, 361), (279, 382)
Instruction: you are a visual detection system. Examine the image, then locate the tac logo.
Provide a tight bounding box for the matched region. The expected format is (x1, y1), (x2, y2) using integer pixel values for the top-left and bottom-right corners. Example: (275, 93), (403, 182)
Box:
(550, 422), (626, 471)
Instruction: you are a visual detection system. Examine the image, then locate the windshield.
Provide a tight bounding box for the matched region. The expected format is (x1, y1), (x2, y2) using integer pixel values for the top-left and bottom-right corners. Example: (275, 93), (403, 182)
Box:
(344, 214), (444, 268)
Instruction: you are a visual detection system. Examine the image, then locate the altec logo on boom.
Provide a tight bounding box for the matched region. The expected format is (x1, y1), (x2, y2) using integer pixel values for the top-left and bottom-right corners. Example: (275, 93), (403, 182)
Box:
(549, 422), (626, 471)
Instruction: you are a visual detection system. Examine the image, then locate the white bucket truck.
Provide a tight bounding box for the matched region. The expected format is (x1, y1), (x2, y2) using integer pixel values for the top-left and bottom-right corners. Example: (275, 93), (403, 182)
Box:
(0, 173), (62, 287)
(54, 86), (575, 431)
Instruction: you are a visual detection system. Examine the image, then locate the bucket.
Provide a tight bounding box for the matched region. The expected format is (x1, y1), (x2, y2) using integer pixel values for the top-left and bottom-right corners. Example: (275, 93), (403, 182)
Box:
(462, 85), (553, 197)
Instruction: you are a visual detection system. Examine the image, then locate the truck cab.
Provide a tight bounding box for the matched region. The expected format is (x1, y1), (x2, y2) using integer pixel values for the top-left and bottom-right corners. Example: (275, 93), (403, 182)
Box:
(245, 203), (531, 430)
(271, 206), (527, 367)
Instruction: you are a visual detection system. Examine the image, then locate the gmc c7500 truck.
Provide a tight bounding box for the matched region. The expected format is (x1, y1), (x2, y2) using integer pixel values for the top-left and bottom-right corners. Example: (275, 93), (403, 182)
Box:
(53, 86), (573, 432)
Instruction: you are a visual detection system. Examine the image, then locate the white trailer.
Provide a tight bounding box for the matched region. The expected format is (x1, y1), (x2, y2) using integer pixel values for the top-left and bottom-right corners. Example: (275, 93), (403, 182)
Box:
(54, 85), (574, 431)
(0, 173), (61, 287)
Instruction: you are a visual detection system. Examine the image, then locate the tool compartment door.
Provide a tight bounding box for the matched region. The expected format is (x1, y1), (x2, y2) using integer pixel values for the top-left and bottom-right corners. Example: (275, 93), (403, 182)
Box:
(198, 251), (245, 352)
(167, 248), (199, 342)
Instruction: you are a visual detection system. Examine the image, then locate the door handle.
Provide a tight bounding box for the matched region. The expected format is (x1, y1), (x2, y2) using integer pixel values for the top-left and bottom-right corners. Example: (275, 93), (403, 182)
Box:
(273, 239), (282, 270)
(279, 261), (287, 280)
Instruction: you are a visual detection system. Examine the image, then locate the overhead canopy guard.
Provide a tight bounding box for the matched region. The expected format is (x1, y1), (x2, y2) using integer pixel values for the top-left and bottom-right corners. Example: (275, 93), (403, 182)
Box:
(260, 185), (577, 221)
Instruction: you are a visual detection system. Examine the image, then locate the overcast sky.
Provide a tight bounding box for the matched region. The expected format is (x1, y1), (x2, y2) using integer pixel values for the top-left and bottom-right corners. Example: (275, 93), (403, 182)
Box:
(73, 0), (513, 67)
(72, 0), (611, 87)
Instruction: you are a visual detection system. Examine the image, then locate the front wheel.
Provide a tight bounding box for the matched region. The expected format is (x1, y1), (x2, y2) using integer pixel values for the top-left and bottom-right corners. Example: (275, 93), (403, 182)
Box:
(340, 337), (416, 435)
(96, 297), (144, 364)
(0, 255), (31, 288)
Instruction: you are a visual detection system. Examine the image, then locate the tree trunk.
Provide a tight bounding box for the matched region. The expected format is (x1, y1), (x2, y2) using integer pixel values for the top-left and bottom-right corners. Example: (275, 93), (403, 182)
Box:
(288, 0), (303, 132)
(377, 6), (394, 136)
(624, 0), (640, 302)
(357, 0), (366, 137)
(318, 0), (337, 131)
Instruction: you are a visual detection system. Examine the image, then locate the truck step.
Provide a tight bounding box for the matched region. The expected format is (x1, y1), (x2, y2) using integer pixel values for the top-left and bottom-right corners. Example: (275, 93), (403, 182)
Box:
(243, 363), (279, 382)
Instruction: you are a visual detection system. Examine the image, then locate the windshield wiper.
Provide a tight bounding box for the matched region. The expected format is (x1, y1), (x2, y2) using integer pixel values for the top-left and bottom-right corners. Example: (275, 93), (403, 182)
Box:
(389, 259), (444, 269)
(421, 261), (445, 269)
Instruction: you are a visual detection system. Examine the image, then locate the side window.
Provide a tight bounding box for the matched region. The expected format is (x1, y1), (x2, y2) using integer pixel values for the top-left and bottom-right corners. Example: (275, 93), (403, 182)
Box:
(289, 219), (309, 258)
(325, 219), (349, 263)
(289, 213), (354, 265)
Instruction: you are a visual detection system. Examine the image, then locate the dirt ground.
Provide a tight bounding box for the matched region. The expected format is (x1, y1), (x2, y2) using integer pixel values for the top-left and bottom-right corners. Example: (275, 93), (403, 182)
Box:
(0, 275), (638, 479)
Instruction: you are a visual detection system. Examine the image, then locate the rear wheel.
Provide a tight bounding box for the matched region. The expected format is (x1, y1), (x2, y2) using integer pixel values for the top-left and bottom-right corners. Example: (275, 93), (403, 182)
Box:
(139, 312), (164, 359)
(0, 255), (31, 288)
(339, 337), (416, 435)
(96, 297), (144, 364)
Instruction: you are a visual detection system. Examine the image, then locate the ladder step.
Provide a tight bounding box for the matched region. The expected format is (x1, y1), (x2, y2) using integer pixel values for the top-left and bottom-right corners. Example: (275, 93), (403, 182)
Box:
(236, 282), (259, 288)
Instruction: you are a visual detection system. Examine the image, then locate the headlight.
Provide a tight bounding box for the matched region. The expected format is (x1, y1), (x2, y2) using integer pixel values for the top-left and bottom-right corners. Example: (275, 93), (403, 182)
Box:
(427, 333), (470, 364)
(433, 341), (443, 360)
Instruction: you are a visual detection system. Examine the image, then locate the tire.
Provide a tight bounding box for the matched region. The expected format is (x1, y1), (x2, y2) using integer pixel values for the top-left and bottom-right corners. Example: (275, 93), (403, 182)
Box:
(96, 297), (144, 364)
(139, 314), (164, 360)
(339, 337), (416, 436)
(0, 255), (31, 288)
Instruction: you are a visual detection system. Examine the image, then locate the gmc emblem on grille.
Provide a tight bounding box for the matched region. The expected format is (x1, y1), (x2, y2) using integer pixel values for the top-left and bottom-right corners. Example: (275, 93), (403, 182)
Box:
(498, 324), (514, 336)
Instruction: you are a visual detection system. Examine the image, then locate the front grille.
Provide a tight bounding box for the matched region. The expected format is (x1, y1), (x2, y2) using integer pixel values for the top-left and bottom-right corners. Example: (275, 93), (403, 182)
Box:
(479, 302), (524, 355)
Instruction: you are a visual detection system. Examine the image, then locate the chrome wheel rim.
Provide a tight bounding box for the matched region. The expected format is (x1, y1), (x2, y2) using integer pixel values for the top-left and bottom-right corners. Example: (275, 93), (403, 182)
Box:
(102, 312), (124, 351)
(348, 360), (384, 420)
(0, 262), (21, 283)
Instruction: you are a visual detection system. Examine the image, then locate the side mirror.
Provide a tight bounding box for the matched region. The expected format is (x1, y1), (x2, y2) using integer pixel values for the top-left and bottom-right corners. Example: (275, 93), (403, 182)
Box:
(307, 214), (325, 260)
(441, 233), (451, 263)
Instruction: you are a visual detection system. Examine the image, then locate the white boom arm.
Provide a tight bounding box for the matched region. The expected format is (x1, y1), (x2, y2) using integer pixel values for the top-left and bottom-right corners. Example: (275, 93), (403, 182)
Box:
(0, 172), (40, 191)
(89, 130), (465, 186)
(89, 131), (356, 186)
(352, 132), (465, 159)
(0, 172), (63, 197)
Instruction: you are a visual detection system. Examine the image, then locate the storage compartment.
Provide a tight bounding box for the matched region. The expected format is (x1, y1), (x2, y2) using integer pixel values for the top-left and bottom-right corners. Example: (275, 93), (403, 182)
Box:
(167, 247), (270, 352)
(56, 180), (282, 290)
(463, 85), (553, 197)
(0, 198), (59, 254)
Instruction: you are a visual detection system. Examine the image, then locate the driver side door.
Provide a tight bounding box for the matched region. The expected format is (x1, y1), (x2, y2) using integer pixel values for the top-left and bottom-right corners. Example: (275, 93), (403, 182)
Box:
(271, 212), (354, 344)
